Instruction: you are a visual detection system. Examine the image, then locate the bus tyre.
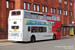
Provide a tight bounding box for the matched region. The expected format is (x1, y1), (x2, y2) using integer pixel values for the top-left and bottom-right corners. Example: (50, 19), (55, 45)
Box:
(31, 36), (35, 42)
(53, 35), (56, 40)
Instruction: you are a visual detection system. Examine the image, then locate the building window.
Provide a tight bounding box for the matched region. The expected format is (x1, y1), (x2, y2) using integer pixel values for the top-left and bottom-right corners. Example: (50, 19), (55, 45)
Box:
(45, 7), (47, 13)
(51, 8), (52, 13)
(6, 1), (9, 8)
(28, 3), (30, 10)
(37, 5), (39, 11)
(54, 8), (55, 14)
(64, 1), (67, 5)
(58, 9), (59, 15)
(34, 5), (36, 11)
(59, 0), (62, 3)
(71, 12), (72, 16)
(24, 3), (26, 9)
(70, 3), (72, 6)
(60, 10), (62, 15)
(66, 11), (67, 16)
(43, 6), (44, 12)
(64, 10), (65, 15)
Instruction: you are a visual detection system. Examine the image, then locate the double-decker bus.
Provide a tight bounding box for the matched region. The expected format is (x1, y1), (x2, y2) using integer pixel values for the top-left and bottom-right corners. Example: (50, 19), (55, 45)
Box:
(8, 10), (61, 42)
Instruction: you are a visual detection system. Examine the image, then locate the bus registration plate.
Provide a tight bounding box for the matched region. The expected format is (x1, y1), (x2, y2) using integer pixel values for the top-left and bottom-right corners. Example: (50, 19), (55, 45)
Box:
(14, 30), (17, 31)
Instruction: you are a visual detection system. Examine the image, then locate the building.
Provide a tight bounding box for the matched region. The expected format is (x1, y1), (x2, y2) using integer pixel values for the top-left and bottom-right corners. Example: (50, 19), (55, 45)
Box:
(0, 0), (74, 39)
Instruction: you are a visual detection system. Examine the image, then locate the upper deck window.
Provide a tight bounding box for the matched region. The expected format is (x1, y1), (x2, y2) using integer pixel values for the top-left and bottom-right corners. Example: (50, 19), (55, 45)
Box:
(47, 15), (52, 20)
(57, 16), (60, 21)
(38, 14), (44, 20)
(31, 13), (37, 19)
(11, 11), (21, 15)
(52, 16), (56, 21)
(44, 15), (46, 20)
(24, 12), (31, 18)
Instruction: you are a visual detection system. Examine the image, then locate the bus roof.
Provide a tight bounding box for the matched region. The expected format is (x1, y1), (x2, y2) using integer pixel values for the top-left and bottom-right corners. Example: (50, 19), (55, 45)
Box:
(10, 10), (60, 16)
(10, 10), (43, 14)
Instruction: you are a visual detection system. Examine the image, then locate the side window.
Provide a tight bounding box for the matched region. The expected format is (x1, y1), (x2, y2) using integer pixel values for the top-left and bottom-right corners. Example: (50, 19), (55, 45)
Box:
(31, 13), (37, 19)
(31, 27), (37, 33)
(38, 27), (43, 32)
(44, 15), (46, 20)
(38, 27), (47, 32)
(57, 16), (60, 21)
(47, 15), (52, 20)
(24, 12), (31, 18)
(52, 16), (56, 21)
(28, 26), (30, 31)
(31, 27), (47, 33)
(38, 14), (44, 20)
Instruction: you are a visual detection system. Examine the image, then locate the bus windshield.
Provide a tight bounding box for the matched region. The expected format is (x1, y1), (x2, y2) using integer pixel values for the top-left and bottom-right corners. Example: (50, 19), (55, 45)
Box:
(58, 28), (61, 32)
(11, 11), (21, 15)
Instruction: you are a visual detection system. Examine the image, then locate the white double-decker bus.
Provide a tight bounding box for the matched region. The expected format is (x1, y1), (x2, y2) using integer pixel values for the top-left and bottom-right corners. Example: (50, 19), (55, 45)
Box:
(8, 10), (54, 42)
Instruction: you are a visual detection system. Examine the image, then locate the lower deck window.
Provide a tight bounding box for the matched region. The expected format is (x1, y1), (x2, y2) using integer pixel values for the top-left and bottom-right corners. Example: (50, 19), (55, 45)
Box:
(31, 27), (47, 33)
(31, 27), (38, 32)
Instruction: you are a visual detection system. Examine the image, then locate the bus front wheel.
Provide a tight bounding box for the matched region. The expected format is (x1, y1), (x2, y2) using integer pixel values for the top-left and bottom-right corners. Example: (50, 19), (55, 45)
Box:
(53, 35), (56, 40)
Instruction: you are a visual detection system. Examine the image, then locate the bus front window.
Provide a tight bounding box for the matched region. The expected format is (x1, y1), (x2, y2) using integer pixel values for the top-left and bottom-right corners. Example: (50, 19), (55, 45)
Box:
(58, 28), (61, 32)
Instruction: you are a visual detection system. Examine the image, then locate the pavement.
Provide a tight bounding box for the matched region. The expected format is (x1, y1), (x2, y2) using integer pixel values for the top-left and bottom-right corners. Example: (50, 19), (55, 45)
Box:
(0, 39), (8, 42)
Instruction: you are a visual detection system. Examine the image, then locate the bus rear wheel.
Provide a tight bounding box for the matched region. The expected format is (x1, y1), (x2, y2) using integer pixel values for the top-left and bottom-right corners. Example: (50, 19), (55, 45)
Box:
(53, 35), (56, 40)
(31, 36), (36, 42)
